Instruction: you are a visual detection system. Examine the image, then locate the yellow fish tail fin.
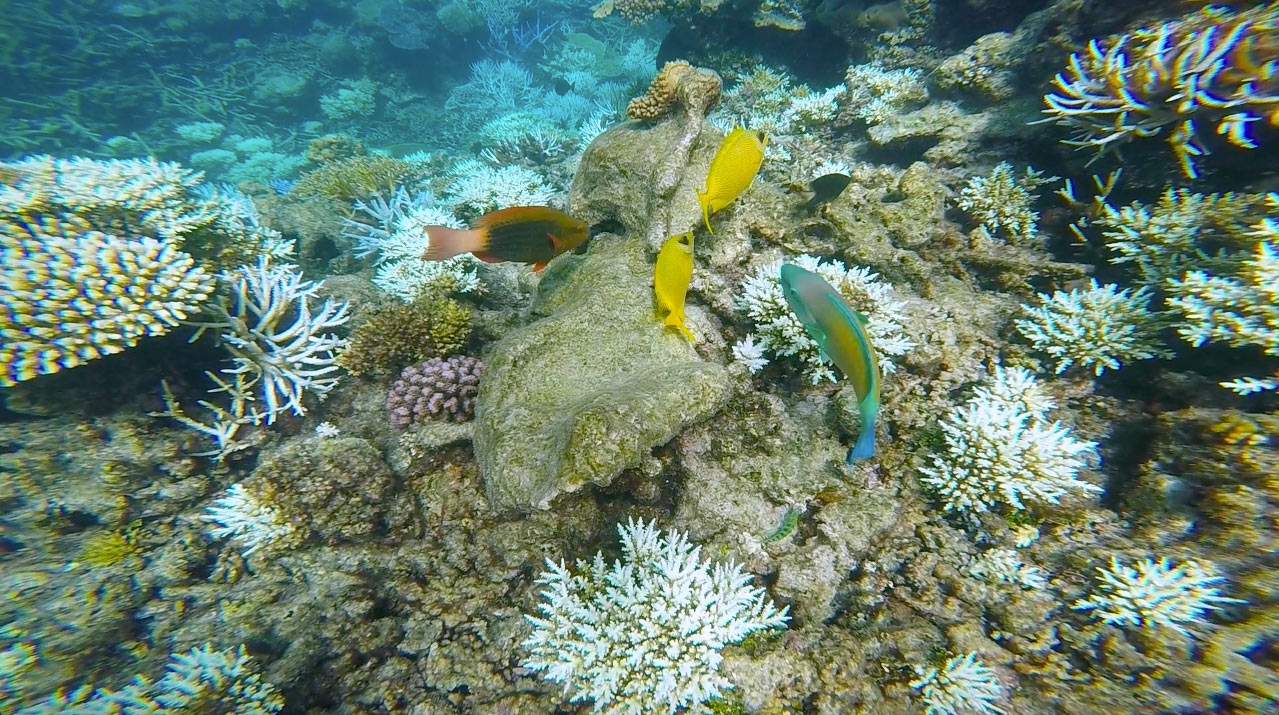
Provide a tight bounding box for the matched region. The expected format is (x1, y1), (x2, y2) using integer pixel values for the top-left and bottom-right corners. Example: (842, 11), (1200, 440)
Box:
(697, 188), (714, 234)
(665, 312), (696, 343)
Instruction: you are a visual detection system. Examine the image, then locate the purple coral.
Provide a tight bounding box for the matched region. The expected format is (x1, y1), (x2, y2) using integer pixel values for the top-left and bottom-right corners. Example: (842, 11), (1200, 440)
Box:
(387, 356), (483, 428)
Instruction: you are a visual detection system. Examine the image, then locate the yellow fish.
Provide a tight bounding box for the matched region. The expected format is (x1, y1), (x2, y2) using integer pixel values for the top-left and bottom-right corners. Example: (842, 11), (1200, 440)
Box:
(653, 232), (696, 342)
(697, 127), (766, 233)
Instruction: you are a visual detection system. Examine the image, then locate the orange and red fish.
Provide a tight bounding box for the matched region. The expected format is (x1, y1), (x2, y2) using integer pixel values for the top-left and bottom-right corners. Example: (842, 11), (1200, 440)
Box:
(421, 206), (589, 271)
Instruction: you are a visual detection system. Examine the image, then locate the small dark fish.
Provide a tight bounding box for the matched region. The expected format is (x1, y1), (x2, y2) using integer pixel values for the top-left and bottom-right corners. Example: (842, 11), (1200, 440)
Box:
(802, 173), (852, 211)
(554, 78), (571, 95)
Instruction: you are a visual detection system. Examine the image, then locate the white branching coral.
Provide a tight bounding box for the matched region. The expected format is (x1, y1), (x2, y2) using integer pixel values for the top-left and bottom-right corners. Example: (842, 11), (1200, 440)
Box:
(17, 644), (283, 714)
(446, 161), (558, 216)
(919, 366), (1100, 514)
(1167, 194), (1279, 394)
(968, 548), (1048, 590)
(1015, 279), (1166, 376)
(735, 254), (914, 383)
(201, 483), (298, 557)
(1094, 188), (1247, 286)
(955, 162), (1056, 243)
(1072, 557), (1243, 636)
(522, 519), (789, 714)
(192, 257), (350, 425)
(343, 186), (479, 300)
(909, 652), (1004, 715)
(1, 217), (216, 386)
(838, 64), (929, 125)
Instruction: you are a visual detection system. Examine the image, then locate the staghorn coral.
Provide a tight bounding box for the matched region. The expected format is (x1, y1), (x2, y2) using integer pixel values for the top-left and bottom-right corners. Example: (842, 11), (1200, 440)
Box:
(1014, 279), (1166, 376)
(1040, 3), (1279, 178)
(918, 366), (1100, 515)
(0, 216), (216, 386)
(908, 652), (1004, 715)
(202, 482), (300, 557)
(1167, 193), (1279, 393)
(522, 519), (789, 714)
(336, 293), (472, 376)
(18, 644), (282, 714)
(1072, 557), (1242, 636)
(954, 162), (1056, 244)
(387, 355), (484, 427)
(627, 60), (721, 121)
(189, 257), (350, 425)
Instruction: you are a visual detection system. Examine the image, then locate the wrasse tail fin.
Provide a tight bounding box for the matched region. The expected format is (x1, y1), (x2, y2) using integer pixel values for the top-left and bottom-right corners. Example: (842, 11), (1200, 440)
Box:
(846, 422), (876, 463)
(423, 226), (485, 262)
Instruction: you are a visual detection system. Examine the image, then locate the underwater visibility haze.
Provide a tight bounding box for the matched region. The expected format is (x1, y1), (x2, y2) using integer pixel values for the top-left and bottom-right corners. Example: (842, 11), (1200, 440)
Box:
(3, 0), (1279, 712)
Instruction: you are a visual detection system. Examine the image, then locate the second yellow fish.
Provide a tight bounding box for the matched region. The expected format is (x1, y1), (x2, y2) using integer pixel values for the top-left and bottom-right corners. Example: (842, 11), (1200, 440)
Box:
(654, 232), (696, 342)
(697, 126), (766, 233)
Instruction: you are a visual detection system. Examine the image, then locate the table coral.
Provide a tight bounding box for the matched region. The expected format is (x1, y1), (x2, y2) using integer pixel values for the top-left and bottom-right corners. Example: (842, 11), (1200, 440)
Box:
(1040, 2), (1279, 178)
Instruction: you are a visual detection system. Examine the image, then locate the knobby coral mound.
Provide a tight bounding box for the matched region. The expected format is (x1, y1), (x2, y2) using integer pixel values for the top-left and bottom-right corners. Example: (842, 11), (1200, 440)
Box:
(626, 60), (722, 121)
(387, 355), (484, 427)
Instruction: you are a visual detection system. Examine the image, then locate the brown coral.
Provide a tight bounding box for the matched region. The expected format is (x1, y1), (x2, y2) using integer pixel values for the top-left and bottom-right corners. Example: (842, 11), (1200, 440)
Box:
(336, 294), (472, 376)
(291, 155), (418, 203)
(626, 61), (721, 121)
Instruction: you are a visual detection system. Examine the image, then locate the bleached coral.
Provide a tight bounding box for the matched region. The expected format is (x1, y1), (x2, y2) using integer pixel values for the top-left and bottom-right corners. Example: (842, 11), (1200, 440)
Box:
(17, 643), (283, 714)
(1095, 188), (1248, 286)
(1, 217), (216, 386)
(190, 257), (350, 425)
(446, 161), (558, 215)
(202, 483), (298, 557)
(1167, 195), (1279, 393)
(968, 547), (1048, 590)
(919, 366), (1100, 514)
(731, 334), (769, 374)
(344, 186), (479, 300)
(319, 78), (379, 120)
(955, 162), (1056, 243)
(909, 652), (1004, 715)
(735, 254), (915, 383)
(837, 64), (929, 125)
(522, 519), (789, 714)
(1015, 279), (1166, 376)
(1072, 557), (1242, 636)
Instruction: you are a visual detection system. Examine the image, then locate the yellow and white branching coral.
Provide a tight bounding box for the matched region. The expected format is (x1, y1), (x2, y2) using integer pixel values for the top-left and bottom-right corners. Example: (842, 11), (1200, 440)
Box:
(1, 217), (216, 386)
(522, 519), (789, 715)
(1039, 3), (1279, 178)
(909, 652), (1004, 715)
(1015, 279), (1167, 376)
(16, 643), (282, 714)
(735, 254), (914, 383)
(955, 162), (1056, 244)
(919, 366), (1100, 514)
(1071, 557), (1243, 637)
(1167, 194), (1279, 394)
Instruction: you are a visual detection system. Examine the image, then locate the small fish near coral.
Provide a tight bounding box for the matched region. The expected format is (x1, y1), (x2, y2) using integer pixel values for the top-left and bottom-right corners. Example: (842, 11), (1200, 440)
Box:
(654, 232), (696, 342)
(420, 205), (589, 271)
(800, 172), (852, 211)
(698, 126), (767, 233)
(778, 263), (881, 463)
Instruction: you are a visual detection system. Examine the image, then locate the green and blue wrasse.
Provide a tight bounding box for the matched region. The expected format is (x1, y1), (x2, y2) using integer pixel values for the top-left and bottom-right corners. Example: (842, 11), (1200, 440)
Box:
(421, 206), (589, 271)
(778, 263), (880, 463)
